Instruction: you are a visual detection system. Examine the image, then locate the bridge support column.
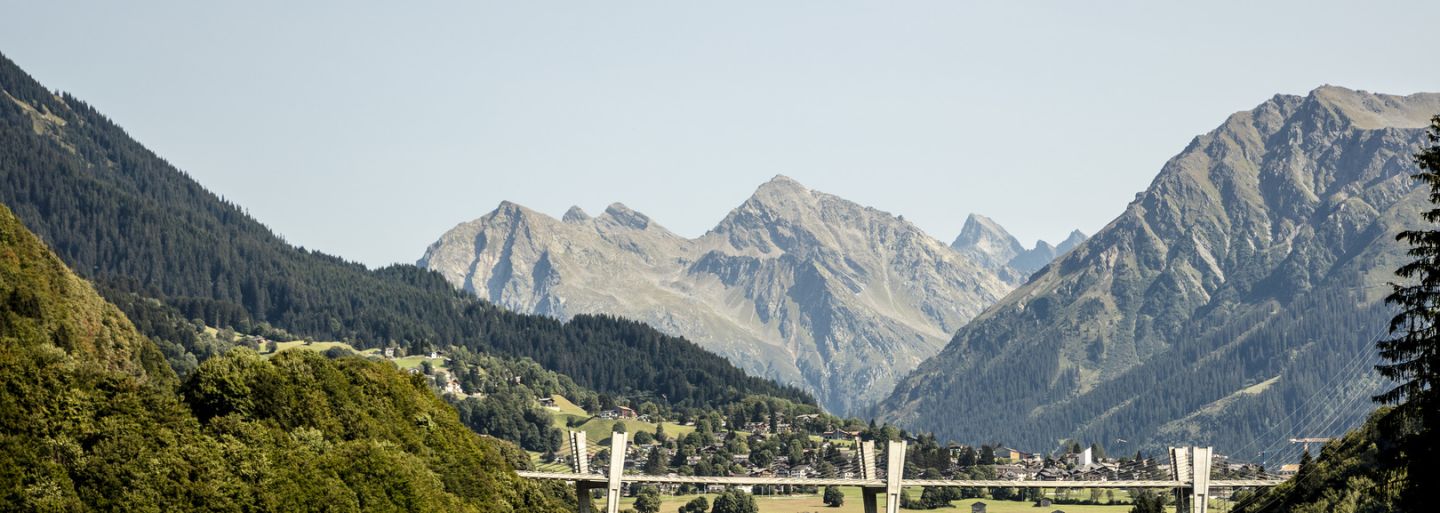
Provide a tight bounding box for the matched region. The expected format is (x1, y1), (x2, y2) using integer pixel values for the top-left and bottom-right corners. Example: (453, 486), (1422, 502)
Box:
(884, 440), (907, 513)
(858, 439), (881, 513)
(1169, 447), (1190, 512)
(570, 431), (589, 474)
(862, 489), (879, 513)
(604, 432), (627, 513)
(1169, 446), (1212, 513)
(575, 481), (602, 513)
(1189, 447), (1212, 513)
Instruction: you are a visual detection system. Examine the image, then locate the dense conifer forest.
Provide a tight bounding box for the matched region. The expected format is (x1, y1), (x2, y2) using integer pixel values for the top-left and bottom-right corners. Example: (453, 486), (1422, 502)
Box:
(0, 52), (810, 411)
(0, 203), (572, 512)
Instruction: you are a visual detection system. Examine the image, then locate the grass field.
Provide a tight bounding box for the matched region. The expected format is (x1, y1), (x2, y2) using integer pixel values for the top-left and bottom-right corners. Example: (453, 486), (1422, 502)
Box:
(558, 414), (698, 446)
(548, 394), (589, 416)
(267, 340), (379, 357)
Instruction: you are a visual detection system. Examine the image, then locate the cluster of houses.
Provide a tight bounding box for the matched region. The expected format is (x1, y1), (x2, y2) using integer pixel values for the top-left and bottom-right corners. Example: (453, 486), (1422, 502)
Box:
(383, 348), (475, 398)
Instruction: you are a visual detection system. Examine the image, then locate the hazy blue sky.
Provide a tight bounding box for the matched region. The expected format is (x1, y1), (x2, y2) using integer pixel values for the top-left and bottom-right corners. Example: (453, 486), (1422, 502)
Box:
(4, 1), (1438, 266)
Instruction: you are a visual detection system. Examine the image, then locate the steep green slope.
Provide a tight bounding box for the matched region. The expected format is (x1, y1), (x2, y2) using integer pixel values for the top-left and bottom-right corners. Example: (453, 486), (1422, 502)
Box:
(0, 51), (810, 410)
(0, 203), (567, 512)
(1231, 408), (1405, 512)
(876, 87), (1440, 456)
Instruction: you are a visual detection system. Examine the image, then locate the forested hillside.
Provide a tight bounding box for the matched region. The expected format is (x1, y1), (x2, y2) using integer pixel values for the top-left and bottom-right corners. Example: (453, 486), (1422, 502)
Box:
(876, 86), (1440, 457)
(0, 51), (810, 411)
(0, 202), (569, 512)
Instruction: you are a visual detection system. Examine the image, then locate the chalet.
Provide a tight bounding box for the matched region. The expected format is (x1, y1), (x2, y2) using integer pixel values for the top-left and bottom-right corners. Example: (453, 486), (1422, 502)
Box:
(1036, 468), (1066, 481)
(383, 347), (396, 358)
(599, 406), (638, 420)
(996, 447), (1026, 461)
(537, 397), (559, 410)
(821, 430), (859, 441)
(992, 464), (1028, 480)
(442, 378), (464, 396)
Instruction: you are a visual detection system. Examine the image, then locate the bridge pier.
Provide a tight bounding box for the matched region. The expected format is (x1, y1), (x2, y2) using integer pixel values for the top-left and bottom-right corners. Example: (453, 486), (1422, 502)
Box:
(884, 440), (906, 513)
(575, 481), (602, 513)
(857, 440), (906, 513)
(1170, 446), (1213, 513)
(604, 432), (627, 513)
(862, 489), (878, 513)
(568, 431), (599, 513)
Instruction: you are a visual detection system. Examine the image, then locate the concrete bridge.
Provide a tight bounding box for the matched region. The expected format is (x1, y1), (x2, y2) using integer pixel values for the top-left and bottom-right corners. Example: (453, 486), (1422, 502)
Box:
(516, 431), (1286, 513)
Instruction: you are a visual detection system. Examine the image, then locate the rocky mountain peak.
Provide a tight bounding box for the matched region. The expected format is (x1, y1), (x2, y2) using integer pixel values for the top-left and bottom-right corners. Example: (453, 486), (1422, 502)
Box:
(951, 213), (1026, 262)
(1304, 85), (1440, 129)
(1058, 230), (1087, 253)
(758, 174), (808, 193)
(739, 174), (816, 216)
(422, 176), (1025, 413)
(562, 206), (591, 223)
(600, 202), (652, 230)
(877, 85), (1440, 454)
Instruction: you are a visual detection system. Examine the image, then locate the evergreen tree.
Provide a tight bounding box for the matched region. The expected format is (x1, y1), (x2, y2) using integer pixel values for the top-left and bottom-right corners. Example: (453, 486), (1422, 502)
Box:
(1128, 490), (1165, 513)
(678, 496), (708, 513)
(823, 485), (844, 507)
(1377, 114), (1440, 509)
(709, 489), (757, 513)
(643, 447), (665, 475)
(633, 486), (660, 513)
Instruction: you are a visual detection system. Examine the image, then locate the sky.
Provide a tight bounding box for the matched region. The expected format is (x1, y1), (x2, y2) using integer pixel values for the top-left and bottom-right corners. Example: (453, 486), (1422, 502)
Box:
(3, 1), (1438, 267)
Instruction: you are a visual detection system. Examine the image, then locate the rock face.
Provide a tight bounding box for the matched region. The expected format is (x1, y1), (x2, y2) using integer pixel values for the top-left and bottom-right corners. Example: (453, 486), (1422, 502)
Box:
(419, 177), (1026, 413)
(875, 86), (1440, 456)
(951, 214), (1087, 281)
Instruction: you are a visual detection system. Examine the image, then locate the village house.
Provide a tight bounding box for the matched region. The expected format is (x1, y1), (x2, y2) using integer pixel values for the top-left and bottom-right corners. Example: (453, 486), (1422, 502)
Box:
(441, 377), (464, 396)
(599, 406), (638, 420)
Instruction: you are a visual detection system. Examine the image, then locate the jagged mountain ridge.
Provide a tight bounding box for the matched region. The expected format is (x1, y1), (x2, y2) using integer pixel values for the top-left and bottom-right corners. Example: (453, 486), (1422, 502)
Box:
(420, 176), (1054, 413)
(0, 50), (811, 413)
(875, 86), (1440, 456)
(950, 213), (1088, 280)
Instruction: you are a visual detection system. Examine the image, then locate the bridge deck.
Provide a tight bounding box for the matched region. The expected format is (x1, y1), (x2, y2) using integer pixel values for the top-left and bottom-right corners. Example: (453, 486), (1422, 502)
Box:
(516, 471), (1284, 489)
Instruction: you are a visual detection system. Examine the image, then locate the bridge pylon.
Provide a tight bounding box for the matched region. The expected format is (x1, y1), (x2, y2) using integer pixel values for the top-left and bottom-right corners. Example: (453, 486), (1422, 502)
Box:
(859, 440), (906, 513)
(568, 430), (603, 512)
(604, 432), (627, 513)
(1169, 446), (1214, 513)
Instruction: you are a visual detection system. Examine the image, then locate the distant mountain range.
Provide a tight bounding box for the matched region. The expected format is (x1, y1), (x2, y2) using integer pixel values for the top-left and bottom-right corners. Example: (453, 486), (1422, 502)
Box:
(951, 213), (1087, 281)
(0, 51), (808, 413)
(420, 177), (1085, 413)
(875, 86), (1440, 456)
